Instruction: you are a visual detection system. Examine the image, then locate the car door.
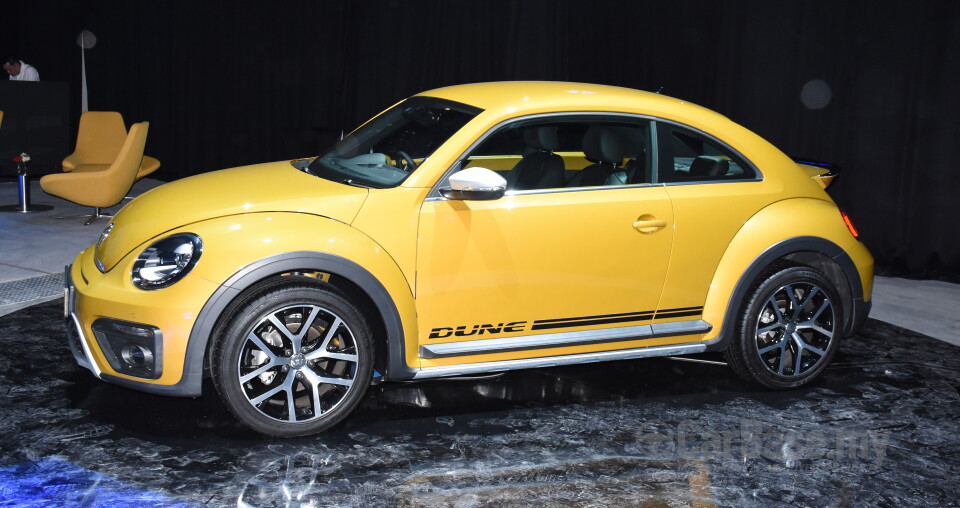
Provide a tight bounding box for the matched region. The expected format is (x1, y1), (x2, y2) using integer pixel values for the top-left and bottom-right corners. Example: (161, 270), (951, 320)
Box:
(414, 116), (676, 362)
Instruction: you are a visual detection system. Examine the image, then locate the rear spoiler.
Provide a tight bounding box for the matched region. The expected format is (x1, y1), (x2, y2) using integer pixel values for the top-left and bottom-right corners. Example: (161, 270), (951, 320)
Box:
(793, 157), (841, 189)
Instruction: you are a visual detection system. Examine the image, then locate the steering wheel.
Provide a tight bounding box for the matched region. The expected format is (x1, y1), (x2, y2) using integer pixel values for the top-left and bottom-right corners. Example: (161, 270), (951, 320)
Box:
(393, 151), (418, 171)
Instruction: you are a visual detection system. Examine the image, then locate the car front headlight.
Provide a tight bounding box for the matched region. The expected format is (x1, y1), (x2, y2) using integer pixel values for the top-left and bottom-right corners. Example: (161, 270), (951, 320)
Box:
(131, 233), (202, 290)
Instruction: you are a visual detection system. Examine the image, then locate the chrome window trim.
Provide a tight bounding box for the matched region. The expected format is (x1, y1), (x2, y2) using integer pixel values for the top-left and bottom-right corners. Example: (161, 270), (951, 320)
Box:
(420, 319), (712, 359)
(661, 178), (764, 187)
(423, 182), (667, 202)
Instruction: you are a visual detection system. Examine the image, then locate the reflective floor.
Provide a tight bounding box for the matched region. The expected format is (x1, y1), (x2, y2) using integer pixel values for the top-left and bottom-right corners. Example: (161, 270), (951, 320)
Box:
(0, 301), (958, 506)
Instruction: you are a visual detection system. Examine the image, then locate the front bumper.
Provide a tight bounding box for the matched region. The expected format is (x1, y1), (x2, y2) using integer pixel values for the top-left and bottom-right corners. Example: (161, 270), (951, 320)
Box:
(64, 249), (220, 397)
(64, 266), (101, 377)
(65, 265), (163, 379)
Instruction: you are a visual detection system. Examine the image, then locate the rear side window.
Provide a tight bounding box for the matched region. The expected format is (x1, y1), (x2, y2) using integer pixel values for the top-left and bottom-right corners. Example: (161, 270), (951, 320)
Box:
(657, 123), (757, 183)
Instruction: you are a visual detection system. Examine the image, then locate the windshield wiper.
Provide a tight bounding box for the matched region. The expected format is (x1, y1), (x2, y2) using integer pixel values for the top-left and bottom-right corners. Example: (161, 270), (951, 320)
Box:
(340, 178), (380, 189)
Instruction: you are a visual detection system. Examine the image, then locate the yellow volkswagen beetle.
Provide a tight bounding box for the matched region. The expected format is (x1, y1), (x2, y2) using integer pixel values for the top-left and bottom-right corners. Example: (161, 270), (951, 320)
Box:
(64, 82), (873, 437)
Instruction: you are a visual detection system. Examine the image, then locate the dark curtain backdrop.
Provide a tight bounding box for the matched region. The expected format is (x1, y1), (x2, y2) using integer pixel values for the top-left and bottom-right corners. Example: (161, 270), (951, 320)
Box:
(7, 0), (960, 280)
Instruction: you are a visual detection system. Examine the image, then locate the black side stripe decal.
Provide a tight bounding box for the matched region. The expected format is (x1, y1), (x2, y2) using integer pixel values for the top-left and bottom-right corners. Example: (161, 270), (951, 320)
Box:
(532, 311), (655, 331)
(653, 307), (704, 320)
(532, 307), (703, 332)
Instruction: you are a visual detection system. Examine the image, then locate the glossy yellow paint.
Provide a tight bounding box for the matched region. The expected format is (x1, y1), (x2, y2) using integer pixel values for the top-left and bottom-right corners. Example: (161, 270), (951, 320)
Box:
(797, 163), (838, 189)
(700, 198), (873, 342)
(349, 186), (430, 295)
(96, 162), (369, 271)
(74, 210), (422, 383)
(416, 186), (674, 349)
(657, 179), (789, 316)
(72, 247), (220, 385)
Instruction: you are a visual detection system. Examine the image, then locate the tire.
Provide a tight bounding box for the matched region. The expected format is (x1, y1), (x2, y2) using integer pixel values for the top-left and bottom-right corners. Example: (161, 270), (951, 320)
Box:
(212, 282), (373, 437)
(724, 265), (842, 389)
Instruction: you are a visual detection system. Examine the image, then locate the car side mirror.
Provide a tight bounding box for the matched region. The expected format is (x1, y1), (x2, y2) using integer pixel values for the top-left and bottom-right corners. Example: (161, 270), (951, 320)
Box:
(439, 167), (507, 201)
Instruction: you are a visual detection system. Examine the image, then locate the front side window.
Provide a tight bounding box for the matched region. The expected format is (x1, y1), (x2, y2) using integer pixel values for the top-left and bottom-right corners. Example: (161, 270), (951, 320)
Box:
(460, 115), (653, 192)
(307, 97), (481, 188)
(657, 123), (757, 182)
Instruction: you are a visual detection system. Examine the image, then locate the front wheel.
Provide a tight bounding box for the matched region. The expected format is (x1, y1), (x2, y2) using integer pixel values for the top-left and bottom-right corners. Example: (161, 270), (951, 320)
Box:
(212, 282), (373, 437)
(724, 266), (842, 389)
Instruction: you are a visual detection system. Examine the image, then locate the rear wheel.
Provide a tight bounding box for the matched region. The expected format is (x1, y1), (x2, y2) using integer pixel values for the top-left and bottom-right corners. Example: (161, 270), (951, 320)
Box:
(212, 282), (373, 437)
(725, 266), (842, 389)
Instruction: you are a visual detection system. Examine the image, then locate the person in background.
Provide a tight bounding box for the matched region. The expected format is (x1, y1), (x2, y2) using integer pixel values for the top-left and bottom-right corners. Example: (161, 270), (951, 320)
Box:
(2, 56), (39, 81)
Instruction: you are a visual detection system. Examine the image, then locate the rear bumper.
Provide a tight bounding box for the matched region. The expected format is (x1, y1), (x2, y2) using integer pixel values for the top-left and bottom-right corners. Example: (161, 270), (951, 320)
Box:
(849, 296), (872, 337)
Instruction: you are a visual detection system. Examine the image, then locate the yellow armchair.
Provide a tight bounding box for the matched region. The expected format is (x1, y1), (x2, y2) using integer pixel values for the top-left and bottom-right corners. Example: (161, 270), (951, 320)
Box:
(63, 111), (160, 180)
(41, 122), (149, 225)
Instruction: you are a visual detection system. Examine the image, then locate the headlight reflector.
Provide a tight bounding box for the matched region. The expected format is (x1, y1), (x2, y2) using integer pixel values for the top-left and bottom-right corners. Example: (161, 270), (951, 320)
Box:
(131, 233), (202, 290)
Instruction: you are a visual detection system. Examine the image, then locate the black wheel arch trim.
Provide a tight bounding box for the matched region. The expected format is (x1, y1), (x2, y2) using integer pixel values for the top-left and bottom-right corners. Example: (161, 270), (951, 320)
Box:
(152, 251), (413, 397)
(704, 236), (870, 353)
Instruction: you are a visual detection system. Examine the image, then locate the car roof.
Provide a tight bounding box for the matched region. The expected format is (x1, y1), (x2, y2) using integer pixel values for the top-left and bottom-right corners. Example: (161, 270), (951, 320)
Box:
(417, 81), (726, 122)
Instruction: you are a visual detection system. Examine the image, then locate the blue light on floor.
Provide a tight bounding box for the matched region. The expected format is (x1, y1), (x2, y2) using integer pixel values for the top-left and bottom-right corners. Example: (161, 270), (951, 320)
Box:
(0, 457), (199, 507)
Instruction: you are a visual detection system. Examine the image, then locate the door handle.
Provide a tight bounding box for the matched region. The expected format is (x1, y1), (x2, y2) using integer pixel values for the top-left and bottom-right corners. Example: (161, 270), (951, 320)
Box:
(632, 217), (667, 234)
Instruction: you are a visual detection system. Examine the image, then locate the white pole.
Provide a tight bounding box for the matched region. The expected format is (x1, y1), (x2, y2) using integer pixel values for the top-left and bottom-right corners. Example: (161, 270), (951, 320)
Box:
(78, 30), (96, 113)
(81, 44), (88, 113)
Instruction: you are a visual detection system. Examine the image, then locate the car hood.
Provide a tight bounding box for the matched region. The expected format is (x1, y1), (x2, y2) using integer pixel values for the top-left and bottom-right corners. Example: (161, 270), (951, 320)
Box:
(94, 161), (369, 272)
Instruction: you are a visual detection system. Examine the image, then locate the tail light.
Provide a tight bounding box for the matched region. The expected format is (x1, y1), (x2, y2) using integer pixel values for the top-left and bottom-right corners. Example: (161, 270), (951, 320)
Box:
(840, 210), (860, 240)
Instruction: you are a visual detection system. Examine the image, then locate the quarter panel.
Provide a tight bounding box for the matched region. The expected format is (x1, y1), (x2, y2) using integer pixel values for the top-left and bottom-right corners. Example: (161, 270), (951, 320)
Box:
(659, 180), (786, 317)
(699, 198), (874, 342)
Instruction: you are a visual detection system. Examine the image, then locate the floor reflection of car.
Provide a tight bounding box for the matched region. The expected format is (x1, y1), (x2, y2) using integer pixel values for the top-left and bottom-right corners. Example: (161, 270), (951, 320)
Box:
(64, 82), (874, 436)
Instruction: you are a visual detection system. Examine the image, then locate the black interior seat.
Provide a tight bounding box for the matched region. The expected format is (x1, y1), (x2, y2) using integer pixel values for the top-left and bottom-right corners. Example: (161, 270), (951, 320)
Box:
(504, 127), (565, 191)
(611, 126), (647, 185)
(567, 126), (626, 187)
(688, 155), (730, 179)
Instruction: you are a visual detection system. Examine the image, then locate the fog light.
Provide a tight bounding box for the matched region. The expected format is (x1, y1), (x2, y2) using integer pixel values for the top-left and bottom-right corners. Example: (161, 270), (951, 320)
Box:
(91, 318), (163, 379)
(120, 343), (154, 368)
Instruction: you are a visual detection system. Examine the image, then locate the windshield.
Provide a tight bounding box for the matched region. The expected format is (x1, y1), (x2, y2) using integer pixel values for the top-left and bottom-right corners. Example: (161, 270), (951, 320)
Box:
(307, 96), (482, 188)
